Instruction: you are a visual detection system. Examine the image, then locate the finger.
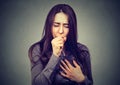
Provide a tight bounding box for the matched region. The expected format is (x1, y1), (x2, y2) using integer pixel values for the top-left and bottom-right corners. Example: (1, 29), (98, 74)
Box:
(56, 40), (64, 44)
(60, 36), (66, 42)
(55, 36), (64, 41)
(56, 44), (63, 50)
(60, 71), (72, 80)
(61, 60), (70, 71)
(52, 36), (64, 43)
(64, 59), (73, 68)
(60, 71), (68, 78)
(63, 37), (67, 42)
(53, 40), (64, 46)
(73, 60), (79, 67)
(53, 41), (64, 46)
(56, 43), (64, 46)
(60, 64), (68, 73)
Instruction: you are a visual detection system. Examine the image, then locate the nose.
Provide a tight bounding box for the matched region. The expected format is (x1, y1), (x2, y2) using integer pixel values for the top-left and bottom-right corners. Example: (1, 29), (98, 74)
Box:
(59, 25), (64, 34)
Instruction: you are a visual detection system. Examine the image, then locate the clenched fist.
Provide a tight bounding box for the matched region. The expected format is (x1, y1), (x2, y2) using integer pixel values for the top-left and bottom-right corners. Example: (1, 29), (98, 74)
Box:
(51, 36), (66, 57)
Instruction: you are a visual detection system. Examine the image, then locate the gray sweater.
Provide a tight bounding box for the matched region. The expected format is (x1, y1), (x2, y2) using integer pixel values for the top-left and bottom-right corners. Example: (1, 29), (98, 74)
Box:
(29, 43), (93, 85)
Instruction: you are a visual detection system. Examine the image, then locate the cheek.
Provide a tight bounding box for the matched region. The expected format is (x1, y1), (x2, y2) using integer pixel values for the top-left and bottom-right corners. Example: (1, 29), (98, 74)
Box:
(65, 29), (69, 36)
(52, 27), (57, 38)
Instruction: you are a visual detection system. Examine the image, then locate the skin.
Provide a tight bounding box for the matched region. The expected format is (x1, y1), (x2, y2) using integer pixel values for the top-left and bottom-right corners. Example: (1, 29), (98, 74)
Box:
(51, 12), (85, 83)
(51, 12), (69, 56)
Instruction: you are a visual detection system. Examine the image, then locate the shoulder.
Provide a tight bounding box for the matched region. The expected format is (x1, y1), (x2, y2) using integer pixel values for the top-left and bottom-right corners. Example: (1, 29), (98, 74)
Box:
(77, 42), (89, 52)
(77, 42), (90, 59)
(28, 42), (41, 63)
(29, 42), (41, 54)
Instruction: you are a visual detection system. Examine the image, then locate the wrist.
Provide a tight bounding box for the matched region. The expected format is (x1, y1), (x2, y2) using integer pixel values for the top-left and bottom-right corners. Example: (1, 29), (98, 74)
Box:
(53, 52), (60, 57)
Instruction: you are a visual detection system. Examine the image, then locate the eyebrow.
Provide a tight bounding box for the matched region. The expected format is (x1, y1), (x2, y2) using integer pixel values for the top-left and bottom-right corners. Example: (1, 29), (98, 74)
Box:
(53, 22), (68, 25)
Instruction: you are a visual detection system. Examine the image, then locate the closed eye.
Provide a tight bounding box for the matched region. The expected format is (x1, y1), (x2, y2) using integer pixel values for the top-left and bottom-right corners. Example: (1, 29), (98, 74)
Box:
(53, 24), (59, 27)
(53, 22), (69, 28)
(53, 23), (60, 27)
(64, 24), (69, 28)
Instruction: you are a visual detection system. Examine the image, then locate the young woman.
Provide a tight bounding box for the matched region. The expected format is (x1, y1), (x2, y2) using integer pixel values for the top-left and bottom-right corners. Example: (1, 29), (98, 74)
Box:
(28, 4), (93, 85)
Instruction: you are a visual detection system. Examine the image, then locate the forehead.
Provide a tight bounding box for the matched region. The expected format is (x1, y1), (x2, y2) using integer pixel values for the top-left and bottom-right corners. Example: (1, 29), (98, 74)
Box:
(54, 12), (68, 23)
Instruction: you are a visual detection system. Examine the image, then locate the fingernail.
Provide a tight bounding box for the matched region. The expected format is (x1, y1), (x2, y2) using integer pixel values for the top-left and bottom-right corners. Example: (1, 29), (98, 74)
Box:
(65, 59), (67, 61)
(60, 71), (62, 74)
(60, 64), (62, 66)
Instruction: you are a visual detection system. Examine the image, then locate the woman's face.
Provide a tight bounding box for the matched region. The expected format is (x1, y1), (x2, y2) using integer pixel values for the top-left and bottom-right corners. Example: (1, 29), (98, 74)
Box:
(52, 12), (69, 40)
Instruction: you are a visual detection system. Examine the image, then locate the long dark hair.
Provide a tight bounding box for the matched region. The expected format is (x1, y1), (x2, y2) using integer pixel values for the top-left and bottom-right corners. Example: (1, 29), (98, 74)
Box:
(29, 4), (82, 65)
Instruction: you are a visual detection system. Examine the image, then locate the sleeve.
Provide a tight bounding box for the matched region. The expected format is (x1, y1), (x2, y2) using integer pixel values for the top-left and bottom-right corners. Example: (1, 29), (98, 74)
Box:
(77, 44), (93, 85)
(28, 44), (60, 85)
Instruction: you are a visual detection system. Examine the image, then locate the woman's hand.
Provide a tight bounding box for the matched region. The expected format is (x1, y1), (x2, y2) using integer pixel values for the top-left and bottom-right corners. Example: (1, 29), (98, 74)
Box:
(60, 59), (85, 83)
(51, 36), (66, 57)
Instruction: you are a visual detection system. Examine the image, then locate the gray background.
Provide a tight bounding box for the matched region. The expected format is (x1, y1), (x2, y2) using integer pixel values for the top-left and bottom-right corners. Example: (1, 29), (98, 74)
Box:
(0, 0), (120, 85)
